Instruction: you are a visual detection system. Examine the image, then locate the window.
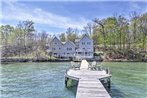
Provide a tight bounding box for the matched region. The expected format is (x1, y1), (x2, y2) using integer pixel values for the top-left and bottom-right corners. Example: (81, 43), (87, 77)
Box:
(87, 42), (90, 45)
(54, 42), (57, 44)
(67, 48), (72, 51)
(52, 48), (55, 50)
(82, 42), (85, 45)
(59, 48), (61, 50)
(78, 52), (82, 54)
(54, 53), (57, 55)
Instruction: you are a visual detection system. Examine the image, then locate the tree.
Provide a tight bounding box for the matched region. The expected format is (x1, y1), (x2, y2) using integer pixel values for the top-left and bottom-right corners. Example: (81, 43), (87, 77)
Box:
(40, 31), (48, 50)
(0, 25), (14, 45)
(83, 23), (93, 37)
(93, 18), (107, 49)
(17, 20), (35, 55)
(13, 28), (24, 57)
(139, 13), (147, 49)
(130, 12), (140, 47)
(102, 17), (117, 48)
(91, 23), (102, 45)
(66, 27), (78, 42)
(116, 15), (129, 50)
(0, 25), (14, 58)
(59, 33), (66, 42)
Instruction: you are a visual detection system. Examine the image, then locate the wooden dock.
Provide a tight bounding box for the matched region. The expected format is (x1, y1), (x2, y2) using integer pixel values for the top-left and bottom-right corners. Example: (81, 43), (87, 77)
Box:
(65, 59), (111, 98)
(76, 79), (111, 98)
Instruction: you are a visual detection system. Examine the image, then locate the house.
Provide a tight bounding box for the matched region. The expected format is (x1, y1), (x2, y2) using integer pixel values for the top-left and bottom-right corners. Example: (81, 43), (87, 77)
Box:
(61, 41), (76, 58)
(49, 37), (75, 58)
(48, 34), (93, 59)
(49, 37), (63, 57)
(75, 34), (93, 59)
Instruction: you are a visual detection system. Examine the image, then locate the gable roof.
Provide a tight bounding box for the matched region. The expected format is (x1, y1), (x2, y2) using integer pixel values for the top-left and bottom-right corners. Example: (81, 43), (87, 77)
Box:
(81, 34), (92, 41)
(50, 34), (92, 46)
(63, 41), (76, 47)
(75, 34), (92, 43)
(50, 36), (62, 44)
(50, 36), (76, 47)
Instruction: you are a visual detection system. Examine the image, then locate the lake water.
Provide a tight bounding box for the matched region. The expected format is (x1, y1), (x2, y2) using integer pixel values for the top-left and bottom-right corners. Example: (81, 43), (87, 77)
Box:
(1, 62), (147, 98)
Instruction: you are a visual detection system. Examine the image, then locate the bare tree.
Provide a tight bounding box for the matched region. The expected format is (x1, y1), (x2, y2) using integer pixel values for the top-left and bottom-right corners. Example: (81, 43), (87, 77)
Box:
(83, 23), (93, 37)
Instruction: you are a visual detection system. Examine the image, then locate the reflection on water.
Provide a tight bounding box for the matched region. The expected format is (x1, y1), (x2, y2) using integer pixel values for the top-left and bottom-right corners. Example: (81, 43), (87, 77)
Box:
(1, 62), (147, 98)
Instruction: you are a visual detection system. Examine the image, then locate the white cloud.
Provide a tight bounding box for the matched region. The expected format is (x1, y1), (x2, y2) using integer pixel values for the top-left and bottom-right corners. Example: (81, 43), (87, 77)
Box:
(1, 1), (90, 30)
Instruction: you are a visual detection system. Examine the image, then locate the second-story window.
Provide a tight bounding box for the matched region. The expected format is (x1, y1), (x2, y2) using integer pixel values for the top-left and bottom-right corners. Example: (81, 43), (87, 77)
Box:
(82, 42), (85, 45)
(87, 42), (90, 45)
(52, 48), (55, 50)
(67, 48), (72, 51)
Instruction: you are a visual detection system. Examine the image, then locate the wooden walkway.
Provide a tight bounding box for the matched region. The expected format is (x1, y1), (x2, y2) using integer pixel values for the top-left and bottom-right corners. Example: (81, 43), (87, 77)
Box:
(76, 78), (111, 98)
(65, 60), (111, 98)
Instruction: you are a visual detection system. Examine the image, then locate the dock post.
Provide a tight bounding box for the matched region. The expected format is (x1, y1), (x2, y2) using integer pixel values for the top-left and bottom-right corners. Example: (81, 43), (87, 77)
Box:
(108, 78), (111, 90)
(65, 77), (68, 87)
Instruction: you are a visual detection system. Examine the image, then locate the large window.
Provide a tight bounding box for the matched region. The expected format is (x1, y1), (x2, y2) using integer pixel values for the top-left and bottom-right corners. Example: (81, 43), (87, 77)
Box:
(67, 48), (72, 51)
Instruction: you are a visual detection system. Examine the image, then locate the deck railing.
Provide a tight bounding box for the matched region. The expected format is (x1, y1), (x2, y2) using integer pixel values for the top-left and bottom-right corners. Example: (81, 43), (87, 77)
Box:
(88, 65), (111, 75)
(66, 61), (111, 75)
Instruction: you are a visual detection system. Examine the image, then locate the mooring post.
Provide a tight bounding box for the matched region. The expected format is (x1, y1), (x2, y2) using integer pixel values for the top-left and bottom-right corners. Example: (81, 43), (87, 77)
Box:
(65, 77), (68, 87)
(108, 78), (111, 90)
(65, 77), (67, 86)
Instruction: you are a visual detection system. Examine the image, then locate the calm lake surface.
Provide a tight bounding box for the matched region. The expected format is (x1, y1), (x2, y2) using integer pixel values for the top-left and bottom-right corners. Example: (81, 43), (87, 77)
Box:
(1, 62), (147, 98)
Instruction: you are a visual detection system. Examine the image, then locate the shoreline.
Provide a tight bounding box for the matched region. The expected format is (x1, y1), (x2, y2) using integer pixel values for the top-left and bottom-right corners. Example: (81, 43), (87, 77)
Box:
(1, 58), (147, 63)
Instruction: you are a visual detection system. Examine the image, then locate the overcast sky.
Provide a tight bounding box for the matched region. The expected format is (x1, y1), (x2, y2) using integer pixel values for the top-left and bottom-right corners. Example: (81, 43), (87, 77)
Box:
(1, 0), (147, 35)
